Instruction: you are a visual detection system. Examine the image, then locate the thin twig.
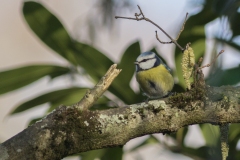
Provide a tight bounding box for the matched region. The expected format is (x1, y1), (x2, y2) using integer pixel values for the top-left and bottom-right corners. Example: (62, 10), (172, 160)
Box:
(175, 13), (188, 40)
(155, 31), (172, 44)
(115, 5), (185, 51)
(198, 50), (224, 70)
(155, 13), (188, 44)
(137, 5), (145, 17)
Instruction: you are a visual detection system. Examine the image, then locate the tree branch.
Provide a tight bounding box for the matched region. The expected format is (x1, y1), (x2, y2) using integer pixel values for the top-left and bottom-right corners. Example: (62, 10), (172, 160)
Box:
(1, 77), (240, 160)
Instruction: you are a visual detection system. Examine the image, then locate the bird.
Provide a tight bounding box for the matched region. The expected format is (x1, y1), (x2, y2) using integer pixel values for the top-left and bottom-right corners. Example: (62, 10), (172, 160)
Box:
(134, 51), (174, 100)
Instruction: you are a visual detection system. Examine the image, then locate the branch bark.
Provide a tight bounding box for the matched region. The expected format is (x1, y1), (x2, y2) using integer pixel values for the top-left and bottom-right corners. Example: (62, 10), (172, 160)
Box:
(0, 64), (240, 160)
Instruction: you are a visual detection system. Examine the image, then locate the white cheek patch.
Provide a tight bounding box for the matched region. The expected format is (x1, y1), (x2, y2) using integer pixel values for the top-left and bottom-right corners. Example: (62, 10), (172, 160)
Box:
(139, 59), (156, 70)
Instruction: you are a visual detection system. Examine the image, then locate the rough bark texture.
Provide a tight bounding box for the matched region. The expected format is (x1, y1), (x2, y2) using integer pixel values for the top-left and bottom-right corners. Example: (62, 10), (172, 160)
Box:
(0, 85), (240, 160)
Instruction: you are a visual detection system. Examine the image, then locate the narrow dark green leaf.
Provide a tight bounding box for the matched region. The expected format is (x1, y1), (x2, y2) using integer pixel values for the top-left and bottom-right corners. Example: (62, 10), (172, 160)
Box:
(80, 149), (105, 160)
(0, 65), (70, 95)
(229, 124), (240, 142)
(206, 65), (240, 86)
(230, 13), (240, 36)
(28, 117), (42, 126)
(109, 41), (141, 104)
(118, 41), (140, 85)
(228, 124), (240, 159)
(200, 124), (219, 147)
(23, 2), (140, 104)
(23, 2), (77, 65)
(180, 146), (213, 159)
(23, 2), (114, 78)
(72, 41), (113, 81)
(216, 38), (240, 52)
(168, 127), (188, 145)
(101, 147), (123, 160)
(80, 148), (123, 160)
(10, 87), (87, 114)
(150, 47), (167, 64)
(176, 127), (189, 145)
(185, 0), (218, 27)
(74, 41), (142, 104)
(213, 0), (240, 37)
(48, 93), (109, 112)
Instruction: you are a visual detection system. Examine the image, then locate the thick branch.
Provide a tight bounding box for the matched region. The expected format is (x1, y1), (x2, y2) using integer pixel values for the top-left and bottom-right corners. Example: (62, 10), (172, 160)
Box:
(1, 84), (240, 159)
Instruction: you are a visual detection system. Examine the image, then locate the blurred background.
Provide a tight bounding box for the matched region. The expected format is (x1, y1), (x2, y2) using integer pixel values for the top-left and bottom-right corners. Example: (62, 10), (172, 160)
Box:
(1, 0), (240, 159)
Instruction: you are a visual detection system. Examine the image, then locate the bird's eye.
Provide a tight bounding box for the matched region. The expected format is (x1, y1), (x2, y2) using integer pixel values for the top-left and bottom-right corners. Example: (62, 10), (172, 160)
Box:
(141, 59), (148, 62)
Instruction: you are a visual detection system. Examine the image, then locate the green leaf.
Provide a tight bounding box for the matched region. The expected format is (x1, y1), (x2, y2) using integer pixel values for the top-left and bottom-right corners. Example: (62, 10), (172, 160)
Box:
(23, 2), (77, 65)
(230, 13), (240, 37)
(150, 47), (167, 64)
(200, 124), (219, 147)
(213, 0), (240, 37)
(80, 148), (123, 160)
(229, 124), (240, 142)
(206, 65), (240, 86)
(47, 91), (110, 112)
(28, 117), (42, 126)
(110, 41), (141, 104)
(23, 2), (114, 80)
(10, 87), (87, 114)
(118, 41), (140, 85)
(180, 146), (213, 159)
(101, 147), (123, 160)
(72, 42), (113, 81)
(228, 124), (240, 159)
(0, 65), (70, 95)
(23, 2), (141, 104)
(185, 0), (218, 28)
(176, 127), (189, 145)
(72, 41), (144, 104)
(216, 38), (240, 52)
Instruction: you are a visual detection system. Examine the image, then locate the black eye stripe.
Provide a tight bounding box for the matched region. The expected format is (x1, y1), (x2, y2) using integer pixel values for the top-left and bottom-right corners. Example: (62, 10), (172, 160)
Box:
(139, 57), (155, 63)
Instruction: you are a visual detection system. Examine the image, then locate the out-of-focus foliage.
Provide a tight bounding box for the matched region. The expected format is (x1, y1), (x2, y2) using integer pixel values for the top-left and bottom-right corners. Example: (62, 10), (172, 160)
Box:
(82, 0), (135, 41)
(1, 0), (240, 159)
(80, 147), (123, 160)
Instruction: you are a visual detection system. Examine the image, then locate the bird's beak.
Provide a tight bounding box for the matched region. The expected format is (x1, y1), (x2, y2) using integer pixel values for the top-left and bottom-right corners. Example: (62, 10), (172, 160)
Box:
(134, 61), (139, 65)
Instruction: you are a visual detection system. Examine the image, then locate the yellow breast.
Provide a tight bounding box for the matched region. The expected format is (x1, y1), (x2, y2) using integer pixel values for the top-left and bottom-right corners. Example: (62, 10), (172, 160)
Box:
(136, 64), (174, 98)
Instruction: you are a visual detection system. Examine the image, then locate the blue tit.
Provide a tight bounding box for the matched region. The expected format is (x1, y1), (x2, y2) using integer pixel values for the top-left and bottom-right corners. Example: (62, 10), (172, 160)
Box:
(134, 51), (174, 99)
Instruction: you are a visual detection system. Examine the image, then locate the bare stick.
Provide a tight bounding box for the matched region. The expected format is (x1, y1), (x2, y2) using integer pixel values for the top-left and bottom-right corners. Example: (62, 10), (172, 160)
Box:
(175, 13), (188, 40)
(155, 31), (172, 44)
(115, 5), (185, 51)
(77, 64), (122, 111)
(198, 50), (224, 70)
(155, 13), (188, 44)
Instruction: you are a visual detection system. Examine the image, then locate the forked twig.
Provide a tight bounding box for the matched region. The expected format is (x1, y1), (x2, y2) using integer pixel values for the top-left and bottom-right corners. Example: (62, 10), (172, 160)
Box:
(198, 50), (224, 70)
(115, 5), (186, 51)
(194, 50), (224, 88)
(155, 13), (188, 44)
